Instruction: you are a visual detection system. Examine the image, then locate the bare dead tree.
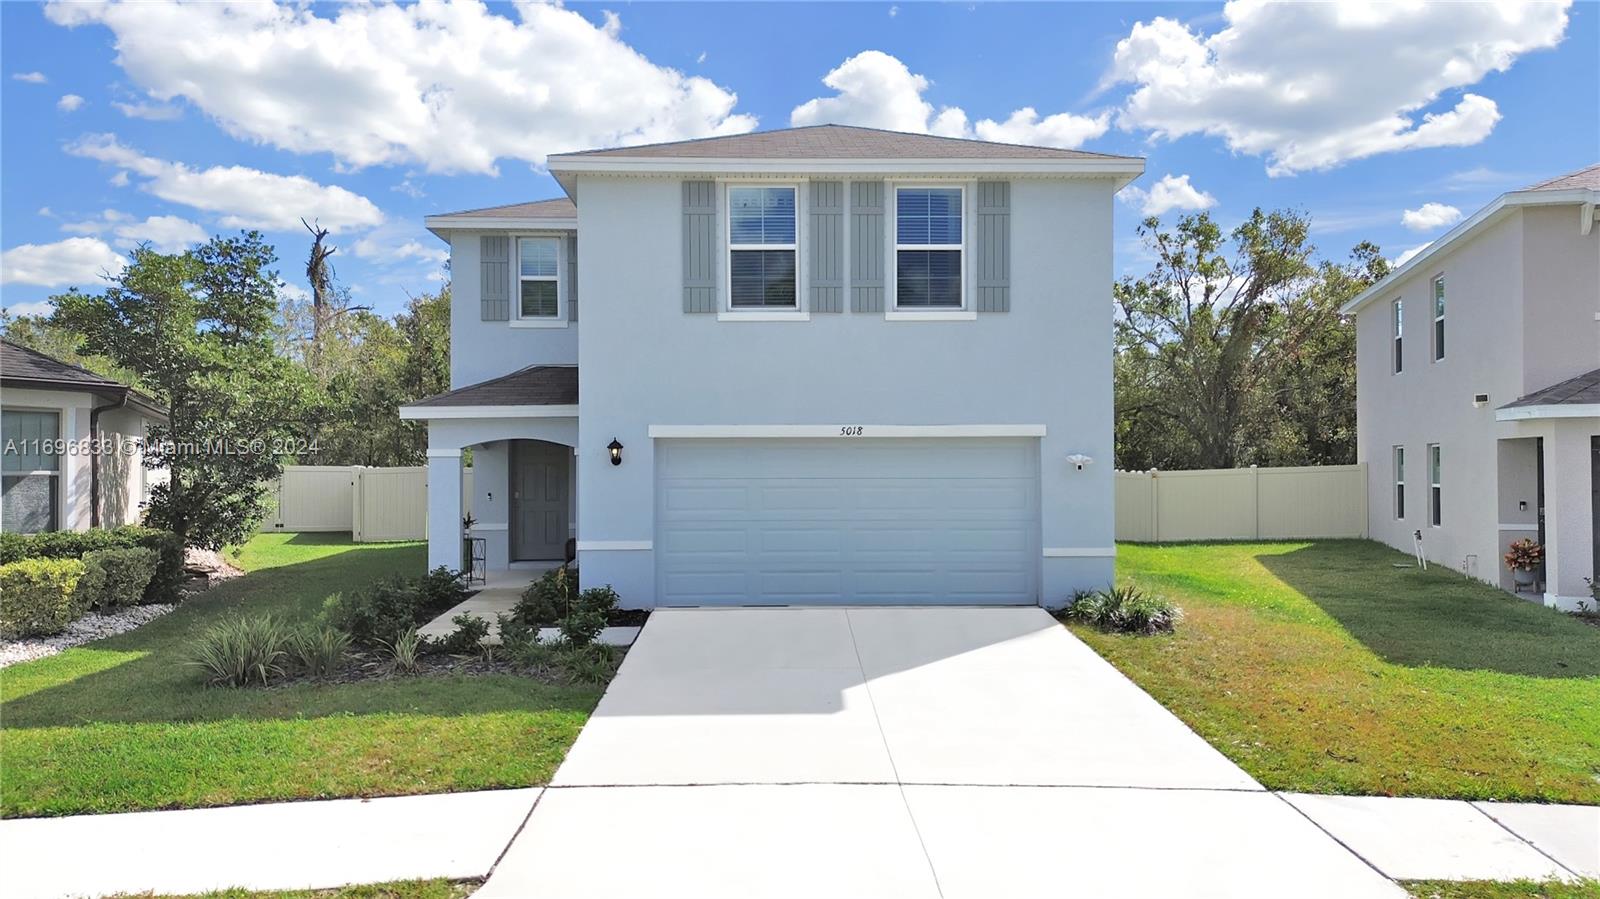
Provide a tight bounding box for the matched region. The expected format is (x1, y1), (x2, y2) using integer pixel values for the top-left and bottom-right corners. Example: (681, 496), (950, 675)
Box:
(303, 218), (336, 345)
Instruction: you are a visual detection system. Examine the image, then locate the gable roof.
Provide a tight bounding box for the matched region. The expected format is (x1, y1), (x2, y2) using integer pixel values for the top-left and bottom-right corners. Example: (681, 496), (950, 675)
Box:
(1341, 162), (1600, 316)
(0, 338), (167, 418)
(434, 197), (576, 219)
(401, 365), (577, 415)
(552, 124), (1138, 162)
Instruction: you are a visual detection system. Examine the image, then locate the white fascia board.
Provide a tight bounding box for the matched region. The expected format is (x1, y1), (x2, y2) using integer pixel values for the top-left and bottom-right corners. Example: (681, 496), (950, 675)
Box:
(549, 156), (1146, 189)
(399, 404), (580, 420)
(1495, 403), (1600, 422)
(647, 424), (1047, 439)
(1341, 187), (1600, 316)
(424, 216), (579, 240)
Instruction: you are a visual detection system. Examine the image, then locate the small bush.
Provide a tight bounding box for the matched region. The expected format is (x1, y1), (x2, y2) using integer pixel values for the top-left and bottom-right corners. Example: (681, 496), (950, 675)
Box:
(0, 526), (184, 604)
(434, 613), (490, 654)
(79, 547), (159, 610)
(0, 558), (89, 637)
(1064, 583), (1182, 635)
(381, 625), (425, 674)
(287, 624), (351, 678)
(321, 577), (428, 647)
(514, 566), (575, 626)
(558, 585), (619, 647)
(496, 612), (538, 651)
(420, 566), (468, 614)
(559, 643), (621, 685)
(189, 615), (290, 687)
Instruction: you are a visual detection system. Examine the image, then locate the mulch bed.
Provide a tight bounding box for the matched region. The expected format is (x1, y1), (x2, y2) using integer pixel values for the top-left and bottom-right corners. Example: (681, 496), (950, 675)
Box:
(267, 646), (627, 689)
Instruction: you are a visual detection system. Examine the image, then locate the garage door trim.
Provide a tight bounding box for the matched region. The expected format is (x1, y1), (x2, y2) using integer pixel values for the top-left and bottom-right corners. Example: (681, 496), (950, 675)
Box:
(647, 423), (1046, 439)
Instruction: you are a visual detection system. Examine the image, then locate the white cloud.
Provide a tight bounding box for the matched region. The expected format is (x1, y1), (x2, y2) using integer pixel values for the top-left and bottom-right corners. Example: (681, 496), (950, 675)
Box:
(3, 300), (54, 318)
(391, 179), (425, 199)
(57, 93), (84, 112)
(696, 51), (707, 64)
(47, 0), (757, 175)
(888, 5), (899, 17)
(67, 134), (384, 232)
(12, 71), (47, 84)
(63, 209), (207, 253)
(0, 237), (125, 287)
(1394, 243), (1432, 267)
(1120, 173), (1218, 217)
(791, 51), (1108, 148)
(112, 100), (183, 121)
(1106, 1), (1569, 175)
(1401, 202), (1463, 232)
(350, 232), (447, 267)
(109, 170), (130, 187)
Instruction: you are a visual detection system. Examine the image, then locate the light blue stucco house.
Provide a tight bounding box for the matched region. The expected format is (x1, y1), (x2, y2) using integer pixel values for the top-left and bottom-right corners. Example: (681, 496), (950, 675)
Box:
(401, 125), (1144, 608)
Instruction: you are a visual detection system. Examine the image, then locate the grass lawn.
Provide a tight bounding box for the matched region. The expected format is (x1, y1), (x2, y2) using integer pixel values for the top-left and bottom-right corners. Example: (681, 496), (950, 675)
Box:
(138, 879), (478, 899)
(1404, 880), (1600, 899)
(0, 533), (600, 818)
(1070, 541), (1600, 804)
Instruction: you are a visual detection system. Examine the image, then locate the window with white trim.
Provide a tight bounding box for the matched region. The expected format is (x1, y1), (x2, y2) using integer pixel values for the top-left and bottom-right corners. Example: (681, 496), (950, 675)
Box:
(1431, 275), (1445, 361)
(1428, 443), (1441, 527)
(1391, 298), (1403, 374)
(727, 185), (797, 309)
(517, 237), (561, 320)
(1393, 446), (1405, 519)
(1, 409), (60, 534)
(894, 186), (964, 309)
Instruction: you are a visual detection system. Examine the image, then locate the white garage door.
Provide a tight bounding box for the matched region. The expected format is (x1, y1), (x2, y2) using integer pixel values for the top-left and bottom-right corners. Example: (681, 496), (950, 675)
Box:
(655, 437), (1039, 606)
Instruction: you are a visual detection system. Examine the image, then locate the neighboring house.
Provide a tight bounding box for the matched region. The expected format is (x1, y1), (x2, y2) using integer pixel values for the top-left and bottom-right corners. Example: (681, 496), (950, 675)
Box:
(402, 124), (1144, 608)
(1343, 164), (1600, 610)
(1, 338), (167, 534)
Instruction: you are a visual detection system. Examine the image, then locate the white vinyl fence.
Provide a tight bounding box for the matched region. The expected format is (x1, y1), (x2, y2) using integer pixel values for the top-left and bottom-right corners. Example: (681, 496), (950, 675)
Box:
(1115, 464), (1367, 542)
(265, 465), (473, 542)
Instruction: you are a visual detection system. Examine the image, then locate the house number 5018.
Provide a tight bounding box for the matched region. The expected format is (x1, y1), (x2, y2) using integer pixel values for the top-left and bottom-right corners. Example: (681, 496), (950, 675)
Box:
(839, 426), (864, 437)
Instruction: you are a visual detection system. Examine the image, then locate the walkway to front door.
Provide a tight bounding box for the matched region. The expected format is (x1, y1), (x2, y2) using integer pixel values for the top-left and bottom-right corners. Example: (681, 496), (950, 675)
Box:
(478, 607), (1405, 898)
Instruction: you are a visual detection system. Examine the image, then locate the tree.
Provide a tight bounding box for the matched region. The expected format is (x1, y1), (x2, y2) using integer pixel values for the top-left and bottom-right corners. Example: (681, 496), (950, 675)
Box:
(1113, 210), (1384, 471)
(52, 234), (315, 548)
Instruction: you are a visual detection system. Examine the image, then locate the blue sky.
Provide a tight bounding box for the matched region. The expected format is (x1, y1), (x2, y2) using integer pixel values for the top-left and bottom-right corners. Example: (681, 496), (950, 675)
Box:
(2, 1), (1595, 318)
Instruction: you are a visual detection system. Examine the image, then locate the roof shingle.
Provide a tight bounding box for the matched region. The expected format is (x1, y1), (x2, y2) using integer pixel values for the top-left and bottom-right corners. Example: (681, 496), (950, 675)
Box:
(1502, 368), (1600, 408)
(551, 124), (1139, 162)
(410, 365), (577, 408)
(1522, 163), (1600, 193)
(1, 338), (166, 417)
(434, 197), (576, 219)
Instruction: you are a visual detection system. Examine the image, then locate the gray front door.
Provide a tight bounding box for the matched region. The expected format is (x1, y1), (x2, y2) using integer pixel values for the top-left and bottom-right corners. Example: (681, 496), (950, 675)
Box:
(512, 441), (569, 561)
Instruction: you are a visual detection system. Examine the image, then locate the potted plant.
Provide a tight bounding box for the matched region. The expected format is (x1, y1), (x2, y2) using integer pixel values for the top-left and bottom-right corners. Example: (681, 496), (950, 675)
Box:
(1503, 538), (1543, 591)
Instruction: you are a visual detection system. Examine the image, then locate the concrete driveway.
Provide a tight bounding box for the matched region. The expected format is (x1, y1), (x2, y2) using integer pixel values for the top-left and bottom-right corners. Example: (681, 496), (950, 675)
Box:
(480, 607), (1403, 898)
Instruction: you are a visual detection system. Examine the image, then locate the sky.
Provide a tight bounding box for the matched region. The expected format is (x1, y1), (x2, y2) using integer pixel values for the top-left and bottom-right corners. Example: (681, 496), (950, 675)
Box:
(2, 0), (1596, 319)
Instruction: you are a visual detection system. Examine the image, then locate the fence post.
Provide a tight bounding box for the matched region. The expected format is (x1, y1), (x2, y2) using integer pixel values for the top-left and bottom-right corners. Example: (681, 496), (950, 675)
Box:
(350, 466), (362, 543)
(1149, 469), (1160, 543)
(1251, 464), (1261, 539)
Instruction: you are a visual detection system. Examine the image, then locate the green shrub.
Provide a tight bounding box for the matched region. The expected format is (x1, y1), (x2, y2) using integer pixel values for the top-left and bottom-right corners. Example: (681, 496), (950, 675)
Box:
(1064, 583), (1182, 635)
(382, 626), (425, 674)
(0, 526), (183, 604)
(189, 615), (290, 687)
(434, 613), (490, 654)
(79, 547), (159, 610)
(559, 643), (621, 685)
(514, 566), (575, 626)
(559, 585), (619, 647)
(0, 558), (89, 637)
(420, 566), (468, 614)
(321, 577), (427, 646)
(496, 612), (537, 651)
(287, 624), (351, 678)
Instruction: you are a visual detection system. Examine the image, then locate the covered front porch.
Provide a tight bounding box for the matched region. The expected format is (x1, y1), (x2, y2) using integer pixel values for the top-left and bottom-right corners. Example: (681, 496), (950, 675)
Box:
(1497, 368), (1599, 610)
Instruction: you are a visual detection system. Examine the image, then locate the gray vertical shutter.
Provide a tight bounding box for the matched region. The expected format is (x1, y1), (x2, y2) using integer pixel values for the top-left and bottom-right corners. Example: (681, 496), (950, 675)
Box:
(809, 181), (845, 313)
(975, 181), (1010, 313)
(566, 233), (578, 322)
(683, 180), (717, 313)
(850, 181), (884, 313)
(480, 235), (511, 321)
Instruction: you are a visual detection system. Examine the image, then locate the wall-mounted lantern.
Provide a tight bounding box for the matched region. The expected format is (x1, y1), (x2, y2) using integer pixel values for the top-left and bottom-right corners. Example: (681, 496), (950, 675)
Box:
(1066, 453), (1094, 471)
(608, 438), (624, 466)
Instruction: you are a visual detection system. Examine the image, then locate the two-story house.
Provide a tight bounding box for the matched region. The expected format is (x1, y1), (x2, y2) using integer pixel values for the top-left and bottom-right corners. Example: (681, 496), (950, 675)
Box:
(401, 124), (1144, 608)
(1343, 164), (1600, 610)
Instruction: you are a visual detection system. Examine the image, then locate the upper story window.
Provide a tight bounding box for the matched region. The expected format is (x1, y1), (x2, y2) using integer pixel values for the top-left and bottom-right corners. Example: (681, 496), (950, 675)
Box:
(727, 185), (797, 309)
(895, 186), (964, 309)
(1431, 275), (1445, 361)
(1391, 299), (1403, 373)
(517, 237), (561, 320)
(1, 409), (60, 534)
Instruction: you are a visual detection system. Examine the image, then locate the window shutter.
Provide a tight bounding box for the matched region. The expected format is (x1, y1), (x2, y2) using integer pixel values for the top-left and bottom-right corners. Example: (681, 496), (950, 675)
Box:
(809, 181), (845, 313)
(480, 235), (511, 321)
(567, 234), (578, 322)
(975, 181), (1010, 312)
(683, 180), (717, 313)
(850, 181), (884, 313)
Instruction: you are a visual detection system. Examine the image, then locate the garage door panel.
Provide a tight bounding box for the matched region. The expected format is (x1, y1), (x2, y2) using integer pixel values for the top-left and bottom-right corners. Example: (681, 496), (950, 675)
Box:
(656, 438), (1038, 606)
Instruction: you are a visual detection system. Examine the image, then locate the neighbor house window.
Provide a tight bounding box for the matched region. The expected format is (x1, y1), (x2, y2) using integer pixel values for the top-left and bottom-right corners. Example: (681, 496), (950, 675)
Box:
(1391, 299), (1403, 373)
(895, 186), (964, 308)
(1393, 446), (1406, 519)
(1428, 443), (1442, 527)
(517, 237), (560, 319)
(1431, 276), (1445, 361)
(1, 409), (60, 534)
(727, 185), (797, 309)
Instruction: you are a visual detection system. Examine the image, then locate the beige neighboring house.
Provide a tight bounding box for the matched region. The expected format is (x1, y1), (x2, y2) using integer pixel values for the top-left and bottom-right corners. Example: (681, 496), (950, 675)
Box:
(1, 338), (167, 534)
(1344, 164), (1600, 611)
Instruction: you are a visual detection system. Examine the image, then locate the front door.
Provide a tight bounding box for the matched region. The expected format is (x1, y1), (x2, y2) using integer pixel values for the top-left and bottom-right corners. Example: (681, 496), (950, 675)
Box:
(511, 441), (569, 561)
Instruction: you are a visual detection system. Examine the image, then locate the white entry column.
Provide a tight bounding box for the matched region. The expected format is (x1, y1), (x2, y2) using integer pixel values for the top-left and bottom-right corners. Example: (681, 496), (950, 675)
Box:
(426, 447), (463, 572)
(1542, 420), (1597, 610)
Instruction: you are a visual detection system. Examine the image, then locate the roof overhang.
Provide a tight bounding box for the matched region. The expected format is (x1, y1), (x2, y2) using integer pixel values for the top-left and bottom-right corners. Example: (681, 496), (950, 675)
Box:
(424, 215), (578, 241)
(547, 155), (1147, 198)
(1, 376), (167, 420)
(398, 403), (579, 421)
(1496, 403), (1600, 422)
(1341, 187), (1600, 316)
